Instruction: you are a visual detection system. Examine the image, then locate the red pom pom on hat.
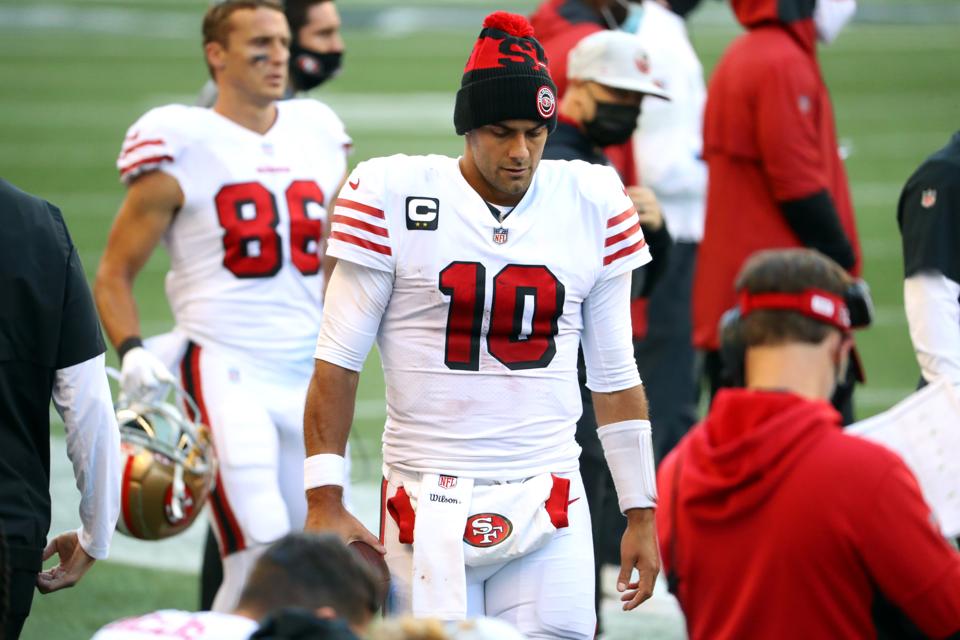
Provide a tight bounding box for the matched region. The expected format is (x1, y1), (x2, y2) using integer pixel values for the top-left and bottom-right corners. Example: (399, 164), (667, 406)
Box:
(482, 11), (535, 37)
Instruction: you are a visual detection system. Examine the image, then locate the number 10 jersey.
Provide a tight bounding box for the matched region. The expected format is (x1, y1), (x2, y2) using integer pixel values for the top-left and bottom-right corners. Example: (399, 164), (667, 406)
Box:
(326, 154), (650, 478)
(117, 100), (350, 371)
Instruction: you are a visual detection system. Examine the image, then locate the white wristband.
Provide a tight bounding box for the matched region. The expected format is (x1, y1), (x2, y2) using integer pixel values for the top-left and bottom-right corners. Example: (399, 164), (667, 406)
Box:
(598, 419), (657, 512)
(304, 454), (346, 491)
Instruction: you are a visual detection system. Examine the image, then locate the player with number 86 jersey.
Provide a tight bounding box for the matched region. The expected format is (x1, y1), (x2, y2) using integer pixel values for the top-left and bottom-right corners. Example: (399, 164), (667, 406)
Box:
(96, 2), (350, 615)
(118, 99), (348, 364)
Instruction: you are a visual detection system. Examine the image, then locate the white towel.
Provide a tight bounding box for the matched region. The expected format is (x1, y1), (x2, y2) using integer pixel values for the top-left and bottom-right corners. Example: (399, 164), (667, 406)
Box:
(411, 473), (474, 620)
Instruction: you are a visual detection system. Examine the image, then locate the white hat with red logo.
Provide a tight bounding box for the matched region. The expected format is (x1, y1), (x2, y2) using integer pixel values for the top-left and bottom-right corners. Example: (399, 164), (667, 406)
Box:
(567, 30), (670, 100)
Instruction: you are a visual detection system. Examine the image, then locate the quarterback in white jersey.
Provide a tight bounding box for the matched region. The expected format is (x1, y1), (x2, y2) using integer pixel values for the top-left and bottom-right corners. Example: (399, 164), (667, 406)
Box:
(95, 1), (348, 613)
(305, 12), (659, 639)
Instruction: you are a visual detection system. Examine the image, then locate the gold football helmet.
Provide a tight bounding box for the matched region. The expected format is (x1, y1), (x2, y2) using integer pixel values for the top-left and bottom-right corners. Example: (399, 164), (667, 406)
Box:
(115, 382), (216, 540)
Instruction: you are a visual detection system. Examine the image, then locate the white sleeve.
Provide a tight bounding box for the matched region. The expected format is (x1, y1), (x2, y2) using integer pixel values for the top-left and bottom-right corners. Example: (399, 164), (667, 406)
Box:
(314, 260), (394, 372)
(904, 270), (960, 388)
(595, 166), (652, 281)
(582, 272), (643, 392)
(327, 159), (396, 273)
(116, 106), (186, 186)
(51, 352), (121, 560)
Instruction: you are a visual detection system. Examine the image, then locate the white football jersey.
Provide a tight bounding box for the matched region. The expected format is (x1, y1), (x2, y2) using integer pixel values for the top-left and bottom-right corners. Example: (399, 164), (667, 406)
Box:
(117, 99), (350, 372)
(326, 155), (650, 478)
(92, 610), (257, 640)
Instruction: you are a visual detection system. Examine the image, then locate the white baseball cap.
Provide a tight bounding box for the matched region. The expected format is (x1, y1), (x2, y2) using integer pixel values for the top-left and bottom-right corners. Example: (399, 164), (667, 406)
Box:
(567, 30), (670, 100)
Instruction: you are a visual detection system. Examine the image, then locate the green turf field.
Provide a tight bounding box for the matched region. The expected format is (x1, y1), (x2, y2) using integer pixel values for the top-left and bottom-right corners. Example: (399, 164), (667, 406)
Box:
(1, 1), (958, 637)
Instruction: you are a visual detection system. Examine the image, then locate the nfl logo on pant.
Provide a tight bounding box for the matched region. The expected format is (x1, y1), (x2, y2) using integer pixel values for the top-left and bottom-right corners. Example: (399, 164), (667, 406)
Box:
(438, 475), (457, 489)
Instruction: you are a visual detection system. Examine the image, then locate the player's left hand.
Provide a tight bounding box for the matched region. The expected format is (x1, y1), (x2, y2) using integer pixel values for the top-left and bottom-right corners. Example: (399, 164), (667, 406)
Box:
(617, 507), (660, 611)
(36, 530), (96, 594)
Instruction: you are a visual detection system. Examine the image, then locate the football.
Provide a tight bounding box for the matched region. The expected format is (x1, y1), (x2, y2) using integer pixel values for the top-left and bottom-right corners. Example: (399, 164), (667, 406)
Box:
(348, 540), (391, 607)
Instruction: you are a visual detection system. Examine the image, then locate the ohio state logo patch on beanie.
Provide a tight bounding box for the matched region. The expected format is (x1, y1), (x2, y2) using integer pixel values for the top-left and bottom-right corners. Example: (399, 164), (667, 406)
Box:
(536, 85), (556, 119)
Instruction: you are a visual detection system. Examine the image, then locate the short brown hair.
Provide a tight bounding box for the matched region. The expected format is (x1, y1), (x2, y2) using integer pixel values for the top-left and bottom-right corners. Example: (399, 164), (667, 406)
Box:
(736, 249), (852, 347)
(237, 532), (382, 626)
(201, 0), (284, 77)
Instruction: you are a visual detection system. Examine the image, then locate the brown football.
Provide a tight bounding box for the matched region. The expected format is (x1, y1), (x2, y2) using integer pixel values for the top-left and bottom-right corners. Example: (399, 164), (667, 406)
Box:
(348, 540), (391, 609)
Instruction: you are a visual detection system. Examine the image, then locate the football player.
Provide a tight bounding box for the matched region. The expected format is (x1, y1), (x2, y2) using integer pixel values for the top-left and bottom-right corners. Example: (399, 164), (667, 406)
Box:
(304, 12), (658, 638)
(94, 0), (350, 612)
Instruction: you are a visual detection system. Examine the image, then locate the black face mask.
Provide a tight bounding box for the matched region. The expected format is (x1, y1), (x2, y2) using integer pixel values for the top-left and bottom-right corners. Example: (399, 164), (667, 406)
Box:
(288, 44), (342, 92)
(584, 101), (640, 147)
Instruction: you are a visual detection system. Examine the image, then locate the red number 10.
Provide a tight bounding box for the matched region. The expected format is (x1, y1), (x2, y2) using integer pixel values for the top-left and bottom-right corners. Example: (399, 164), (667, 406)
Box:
(440, 262), (565, 371)
(214, 180), (325, 279)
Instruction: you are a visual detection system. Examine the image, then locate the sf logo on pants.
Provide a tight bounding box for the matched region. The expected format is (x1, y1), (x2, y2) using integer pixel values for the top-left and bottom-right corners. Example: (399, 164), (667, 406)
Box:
(465, 513), (512, 547)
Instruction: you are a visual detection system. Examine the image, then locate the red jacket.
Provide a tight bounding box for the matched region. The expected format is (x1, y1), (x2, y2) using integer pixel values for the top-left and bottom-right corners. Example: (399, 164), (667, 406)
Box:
(530, 0), (637, 185)
(657, 389), (960, 639)
(692, 0), (862, 350)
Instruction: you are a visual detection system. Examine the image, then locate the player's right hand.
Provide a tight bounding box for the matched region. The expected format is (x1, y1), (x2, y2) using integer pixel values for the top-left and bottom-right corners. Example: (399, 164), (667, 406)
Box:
(306, 487), (385, 554)
(120, 346), (176, 402)
(626, 186), (664, 232)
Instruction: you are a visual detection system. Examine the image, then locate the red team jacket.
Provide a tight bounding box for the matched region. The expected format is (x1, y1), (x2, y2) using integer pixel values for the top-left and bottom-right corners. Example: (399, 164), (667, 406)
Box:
(692, 0), (862, 350)
(657, 389), (960, 639)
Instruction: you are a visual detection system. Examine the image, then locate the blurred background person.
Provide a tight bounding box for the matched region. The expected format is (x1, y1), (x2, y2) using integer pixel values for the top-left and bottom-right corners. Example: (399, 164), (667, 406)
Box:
(659, 248), (960, 640)
(0, 179), (120, 639)
(541, 29), (670, 632)
(93, 533), (381, 640)
(899, 131), (960, 391)
(631, 0), (706, 464)
(196, 0), (352, 611)
(692, 0), (864, 421)
(531, 0), (643, 185)
(198, 0), (345, 104)
(95, 0), (350, 613)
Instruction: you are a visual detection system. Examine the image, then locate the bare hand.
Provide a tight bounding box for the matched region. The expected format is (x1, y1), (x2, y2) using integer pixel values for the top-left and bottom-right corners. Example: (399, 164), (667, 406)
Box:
(306, 486), (385, 554)
(36, 531), (96, 594)
(617, 508), (660, 610)
(626, 186), (664, 232)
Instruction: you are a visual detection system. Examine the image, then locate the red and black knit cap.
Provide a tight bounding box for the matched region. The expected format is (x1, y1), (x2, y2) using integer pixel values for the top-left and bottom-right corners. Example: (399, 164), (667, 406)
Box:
(453, 11), (557, 135)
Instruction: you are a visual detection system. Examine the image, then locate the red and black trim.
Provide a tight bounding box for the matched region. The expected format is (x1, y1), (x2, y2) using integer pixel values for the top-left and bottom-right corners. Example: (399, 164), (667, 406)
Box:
(454, 12), (557, 134)
(180, 342), (247, 557)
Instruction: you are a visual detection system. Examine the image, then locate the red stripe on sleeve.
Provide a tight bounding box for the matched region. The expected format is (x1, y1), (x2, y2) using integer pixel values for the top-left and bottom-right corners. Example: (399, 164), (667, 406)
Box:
(335, 198), (385, 219)
(606, 207), (637, 228)
(120, 138), (165, 158)
(119, 154), (174, 176)
(605, 221), (641, 248)
(332, 214), (389, 238)
(603, 237), (648, 266)
(330, 230), (393, 256)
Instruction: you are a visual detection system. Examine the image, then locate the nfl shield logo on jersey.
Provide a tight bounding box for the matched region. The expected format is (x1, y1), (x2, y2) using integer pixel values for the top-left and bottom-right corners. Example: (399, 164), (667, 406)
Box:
(493, 227), (509, 244)
(921, 189), (937, 209)
(438, 475), (457, 489)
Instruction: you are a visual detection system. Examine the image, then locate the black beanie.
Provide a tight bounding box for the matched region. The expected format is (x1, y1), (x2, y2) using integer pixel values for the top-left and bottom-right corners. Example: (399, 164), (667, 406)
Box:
(453, 11), (558, 135)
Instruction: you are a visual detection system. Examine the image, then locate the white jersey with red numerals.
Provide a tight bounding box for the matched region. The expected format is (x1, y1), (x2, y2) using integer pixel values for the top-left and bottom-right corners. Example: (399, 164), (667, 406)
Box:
(117, 99), (349, 372)
(92, 610), (257, 640)
(326, 154), (650, 478)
